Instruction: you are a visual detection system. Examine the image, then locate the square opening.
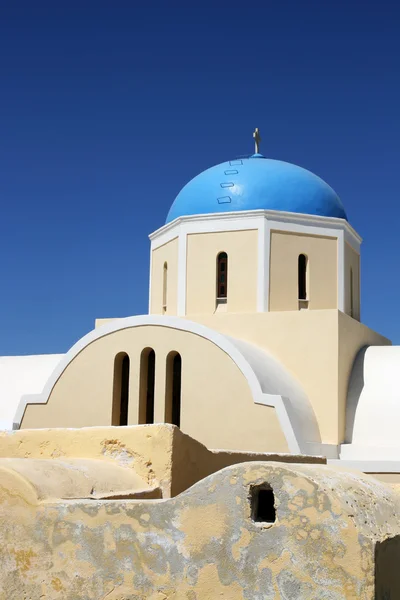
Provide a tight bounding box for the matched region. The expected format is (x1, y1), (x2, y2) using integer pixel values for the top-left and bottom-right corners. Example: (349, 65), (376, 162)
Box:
(250, 485), (276, 524)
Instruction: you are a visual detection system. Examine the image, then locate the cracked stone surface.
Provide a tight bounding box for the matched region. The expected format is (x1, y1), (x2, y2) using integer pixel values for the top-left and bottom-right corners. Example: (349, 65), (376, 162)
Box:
(1, 460), (400, 599)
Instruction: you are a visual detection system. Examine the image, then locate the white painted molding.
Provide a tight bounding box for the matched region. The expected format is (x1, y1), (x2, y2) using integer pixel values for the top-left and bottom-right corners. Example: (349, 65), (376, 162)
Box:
(306, 443), (339, 459)
(340, 443), (400, 461)
(177, 231), (187, 316)
(257, 218), (267, 312)
(264, 220), (271, 312)
(337, 229), (345, 312)
(149, 209), (362, 253)
(148, 245), (153, 314)
(15, 315), (320, 455)
(329, 458), (400, 474)
(255, 394), (300, 454)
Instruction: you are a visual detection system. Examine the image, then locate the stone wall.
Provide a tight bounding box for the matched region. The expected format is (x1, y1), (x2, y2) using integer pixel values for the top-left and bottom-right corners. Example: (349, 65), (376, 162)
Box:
(1, 459), (399, 598)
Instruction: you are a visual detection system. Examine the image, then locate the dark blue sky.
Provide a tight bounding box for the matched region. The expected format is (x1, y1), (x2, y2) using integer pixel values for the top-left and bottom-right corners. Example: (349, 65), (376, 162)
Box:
(1, 1), (399, 354)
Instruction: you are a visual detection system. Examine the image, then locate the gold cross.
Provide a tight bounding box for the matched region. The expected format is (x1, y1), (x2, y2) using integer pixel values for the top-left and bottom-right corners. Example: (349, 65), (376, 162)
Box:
(253, 127), (261, 154)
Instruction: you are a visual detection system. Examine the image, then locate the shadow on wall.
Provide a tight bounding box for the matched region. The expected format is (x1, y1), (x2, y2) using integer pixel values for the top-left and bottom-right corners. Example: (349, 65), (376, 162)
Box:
(345, 345), (367, 443)
(375, 535), (400, 599)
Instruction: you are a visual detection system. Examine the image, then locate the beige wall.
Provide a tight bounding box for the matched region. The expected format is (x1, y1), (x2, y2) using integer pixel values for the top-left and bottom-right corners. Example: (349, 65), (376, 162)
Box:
(344, 241), (360, 320)
(150, 237), (178, 315)
(193, 310), (389, 445)
(186, 230), (258, 315)
(0, 424), (323, 501)
(269, 231), (338, 311)
(85, 310), (389, 447)
(21, 325), (288, 454)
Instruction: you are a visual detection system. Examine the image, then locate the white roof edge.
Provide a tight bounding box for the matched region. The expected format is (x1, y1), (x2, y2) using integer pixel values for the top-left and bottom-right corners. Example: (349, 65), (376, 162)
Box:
(149, 209), (362, 245)
(15, 315), (320, 454)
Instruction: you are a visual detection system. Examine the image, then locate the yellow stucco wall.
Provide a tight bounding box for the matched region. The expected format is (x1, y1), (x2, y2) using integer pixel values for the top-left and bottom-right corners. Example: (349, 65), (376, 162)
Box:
(186, 230), (258, 315)
(269, 231), (338, 311)
(0, 425), (324, 500)
(344, 241), (361, 320)
(1, 460), (399, 598)
(150, 237), (178, 315)
(21, 326), (288, 454)
(193, 310), (389, 445)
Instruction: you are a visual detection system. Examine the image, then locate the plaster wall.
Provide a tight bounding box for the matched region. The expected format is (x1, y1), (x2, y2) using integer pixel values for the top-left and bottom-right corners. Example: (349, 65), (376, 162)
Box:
(269, 230), (338, 311)
(344, 241), (360, 320)
(150, 237), (178, 315)
(0, 425), (324, 499)
(20, 327), (288, 453)
(337, 312), (390, 443)
(186, 229), (258, 314)
(1, 461), (399, 599)
(193, 310), (389, 445)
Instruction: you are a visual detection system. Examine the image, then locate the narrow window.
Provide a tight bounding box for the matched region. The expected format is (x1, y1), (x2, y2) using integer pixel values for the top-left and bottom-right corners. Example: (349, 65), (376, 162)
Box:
(350, 267), (354, 317)
(139, 348), (156, 424)
(250, 484), (276, 524)
(298, 254), (308, 301)
(216, 252), (228, 302)
(112, 353), (130, 426)
(165, 352), (182, 427)
(162, 262), (168, 314)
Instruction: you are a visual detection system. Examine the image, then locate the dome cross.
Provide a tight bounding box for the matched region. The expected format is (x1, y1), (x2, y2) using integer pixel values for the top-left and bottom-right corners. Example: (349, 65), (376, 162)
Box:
(253, 127), (261, 154)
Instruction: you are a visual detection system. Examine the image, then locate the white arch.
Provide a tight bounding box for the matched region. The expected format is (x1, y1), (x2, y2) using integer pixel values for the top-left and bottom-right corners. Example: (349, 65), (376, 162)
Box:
(15, 315), (321, 454)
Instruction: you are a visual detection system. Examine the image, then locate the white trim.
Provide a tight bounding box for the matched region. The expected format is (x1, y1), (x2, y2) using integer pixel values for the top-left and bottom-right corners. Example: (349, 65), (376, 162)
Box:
(264, 220), (271, 311)
(15, 315), (319, 455)
(337, 229), (345, 312)
(149, 209), (362, 253)
(150, 230), (180, 252)
(306, 443), (339, 459)
(257, 218), (267, 312)
(148, 245), (153, 314)
(268, 218), (342, 241)
(329, 459), (400, 474)
(182, 215), (262, 235)
(177, 230), (187, 316)
(340, 443), (400, 462)
(255, 394), (300, 454)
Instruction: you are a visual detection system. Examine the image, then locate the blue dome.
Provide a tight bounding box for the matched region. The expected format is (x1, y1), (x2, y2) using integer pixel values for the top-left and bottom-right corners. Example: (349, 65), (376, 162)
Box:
(166, 156), (346, 223)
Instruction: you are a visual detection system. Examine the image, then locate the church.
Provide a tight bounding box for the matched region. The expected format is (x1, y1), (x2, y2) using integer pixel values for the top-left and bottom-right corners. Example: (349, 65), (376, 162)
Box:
(1, 130), (400, 598)
(2, 128), (398, 479)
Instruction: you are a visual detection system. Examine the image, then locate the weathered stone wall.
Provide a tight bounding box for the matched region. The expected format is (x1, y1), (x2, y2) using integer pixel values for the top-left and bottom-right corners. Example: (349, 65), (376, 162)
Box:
(1, 461), (399, 599)
(0, 425), (325, 499)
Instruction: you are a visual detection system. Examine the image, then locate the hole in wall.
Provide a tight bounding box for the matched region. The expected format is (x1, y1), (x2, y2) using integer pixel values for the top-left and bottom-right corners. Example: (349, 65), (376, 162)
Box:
(250, 484), (276, 524)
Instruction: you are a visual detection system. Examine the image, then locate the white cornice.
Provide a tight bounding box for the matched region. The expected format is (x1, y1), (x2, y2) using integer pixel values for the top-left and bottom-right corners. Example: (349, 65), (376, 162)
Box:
(149, 210), (362, 248)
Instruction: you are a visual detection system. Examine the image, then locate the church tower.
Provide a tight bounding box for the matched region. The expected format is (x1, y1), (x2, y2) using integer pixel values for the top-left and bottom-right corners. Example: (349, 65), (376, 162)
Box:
(149, 129), (361, 320)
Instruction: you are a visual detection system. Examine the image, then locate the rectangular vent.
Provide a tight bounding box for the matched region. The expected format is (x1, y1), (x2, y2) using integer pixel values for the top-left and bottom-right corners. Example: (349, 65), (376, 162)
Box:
(217, 196), (231, 204)
(224, 169), (238, 175)
(220, 182), (234, 188)
(229, 160), (243, 166)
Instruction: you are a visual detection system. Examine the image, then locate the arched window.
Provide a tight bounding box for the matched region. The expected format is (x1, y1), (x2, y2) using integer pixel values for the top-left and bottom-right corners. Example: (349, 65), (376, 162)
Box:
(162, 262), (168, 314)
(350, 267), (354, 317)
(298, 254), (308, 301)
(139, 348), (156, 424)
(165, 352), (182, 428)
(216, 252), (228, 303)
(112, 353), (130, 426)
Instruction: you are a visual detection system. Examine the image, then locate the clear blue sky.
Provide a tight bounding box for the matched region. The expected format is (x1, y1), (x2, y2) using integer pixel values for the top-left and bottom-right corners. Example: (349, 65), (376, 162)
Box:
(1, 1), (399, 355)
